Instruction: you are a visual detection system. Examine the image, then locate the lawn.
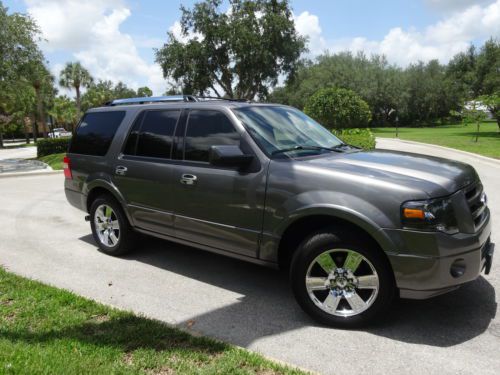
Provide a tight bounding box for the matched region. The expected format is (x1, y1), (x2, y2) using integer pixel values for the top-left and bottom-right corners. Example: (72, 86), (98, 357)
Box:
(0, 267), (306, 375)
(372, 121), (500, 159)
(37, 152), (65, 170)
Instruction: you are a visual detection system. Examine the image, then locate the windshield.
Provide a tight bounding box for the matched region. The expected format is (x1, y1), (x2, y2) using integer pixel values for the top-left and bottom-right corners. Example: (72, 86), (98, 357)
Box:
(232, 106), (344, 156)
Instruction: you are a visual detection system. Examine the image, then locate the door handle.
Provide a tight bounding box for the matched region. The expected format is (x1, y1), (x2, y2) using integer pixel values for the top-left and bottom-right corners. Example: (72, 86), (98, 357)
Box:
(115, 166), (128, 176)
(180, 174), (197, 185)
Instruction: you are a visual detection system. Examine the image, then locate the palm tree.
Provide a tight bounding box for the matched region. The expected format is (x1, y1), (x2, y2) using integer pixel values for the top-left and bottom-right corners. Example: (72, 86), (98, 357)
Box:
(59, 62), (93, 112)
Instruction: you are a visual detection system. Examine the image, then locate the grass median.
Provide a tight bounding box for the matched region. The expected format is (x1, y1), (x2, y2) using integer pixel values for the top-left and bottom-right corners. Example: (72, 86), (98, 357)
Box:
(37, 152), (65, 170)
(372, 121), (500, 159)
(0, 267), (306, 375)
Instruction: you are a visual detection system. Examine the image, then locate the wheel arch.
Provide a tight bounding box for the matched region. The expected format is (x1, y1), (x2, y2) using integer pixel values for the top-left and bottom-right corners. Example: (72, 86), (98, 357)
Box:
(84, 179), (133, 225)
(275, 206), (396, 272)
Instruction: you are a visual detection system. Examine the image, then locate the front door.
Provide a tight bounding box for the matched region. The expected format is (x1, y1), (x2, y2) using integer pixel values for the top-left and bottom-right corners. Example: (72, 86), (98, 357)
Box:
(172, 109), (267, 258)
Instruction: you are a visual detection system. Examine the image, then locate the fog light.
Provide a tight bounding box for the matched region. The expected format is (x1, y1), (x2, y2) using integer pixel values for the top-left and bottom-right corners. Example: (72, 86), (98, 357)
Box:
(450, 259), (466, 278)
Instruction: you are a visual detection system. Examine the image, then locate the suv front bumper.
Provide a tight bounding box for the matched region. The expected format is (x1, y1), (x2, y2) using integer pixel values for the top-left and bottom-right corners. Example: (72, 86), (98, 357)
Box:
(383, 215), (494, 299)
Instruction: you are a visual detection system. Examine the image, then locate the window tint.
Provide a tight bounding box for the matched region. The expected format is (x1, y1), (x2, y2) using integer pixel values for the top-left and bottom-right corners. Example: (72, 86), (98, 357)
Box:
(70, 111), (125, 156)
(135, 110), (180, 159)
(123, 111), (144, 155)
(184, 110), (239, 162)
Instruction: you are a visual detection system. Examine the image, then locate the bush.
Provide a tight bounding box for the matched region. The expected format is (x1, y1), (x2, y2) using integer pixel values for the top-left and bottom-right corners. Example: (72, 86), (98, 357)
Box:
(333, 128), (375, 150)
(37, 138), (71, 157)
(304, 87), (372, 130)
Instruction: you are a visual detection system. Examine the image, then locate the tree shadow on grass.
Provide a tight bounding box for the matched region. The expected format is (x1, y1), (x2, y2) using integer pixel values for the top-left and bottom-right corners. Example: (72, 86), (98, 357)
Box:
(451, 131), (500, 139)
(1, 313), (228, 355)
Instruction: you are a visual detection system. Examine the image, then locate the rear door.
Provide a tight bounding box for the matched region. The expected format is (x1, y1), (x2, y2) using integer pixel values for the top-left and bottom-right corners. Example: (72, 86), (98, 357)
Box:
(112, 108), (184, 236)
(171, 109), (267, 258)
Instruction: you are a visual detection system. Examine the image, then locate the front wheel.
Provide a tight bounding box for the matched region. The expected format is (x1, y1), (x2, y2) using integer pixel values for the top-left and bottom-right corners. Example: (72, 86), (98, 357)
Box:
(290, 229), (395, 328)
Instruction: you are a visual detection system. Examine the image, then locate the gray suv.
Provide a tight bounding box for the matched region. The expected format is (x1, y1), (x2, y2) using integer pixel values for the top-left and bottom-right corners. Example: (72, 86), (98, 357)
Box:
(64, 95), (494, 327)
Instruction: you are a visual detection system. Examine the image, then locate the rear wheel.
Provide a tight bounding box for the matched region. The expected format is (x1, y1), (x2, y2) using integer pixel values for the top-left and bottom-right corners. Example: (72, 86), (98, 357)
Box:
(90, 195), (135, 256)
(290, 228), (395, 328)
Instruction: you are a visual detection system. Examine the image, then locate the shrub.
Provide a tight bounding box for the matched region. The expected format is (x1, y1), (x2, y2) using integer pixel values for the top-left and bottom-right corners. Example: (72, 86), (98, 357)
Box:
(37, 138), (71, 157)
(304, 87), (372, 129)
(333, 128), (375, 150)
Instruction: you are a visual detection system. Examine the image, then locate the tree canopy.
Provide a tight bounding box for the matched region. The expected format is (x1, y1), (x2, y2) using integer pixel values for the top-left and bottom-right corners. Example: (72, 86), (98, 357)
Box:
(155, 0), (306, 99)
(59, 62), (94, 112)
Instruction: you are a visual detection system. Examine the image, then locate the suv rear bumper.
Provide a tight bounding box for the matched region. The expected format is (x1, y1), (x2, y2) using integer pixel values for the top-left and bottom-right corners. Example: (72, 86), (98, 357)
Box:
(383, 215), (493, 299)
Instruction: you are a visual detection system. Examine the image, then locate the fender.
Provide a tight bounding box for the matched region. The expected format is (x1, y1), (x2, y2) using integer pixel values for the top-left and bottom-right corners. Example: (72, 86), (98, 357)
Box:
(276, 204), (397, 254)
(259, 190), (400, 262)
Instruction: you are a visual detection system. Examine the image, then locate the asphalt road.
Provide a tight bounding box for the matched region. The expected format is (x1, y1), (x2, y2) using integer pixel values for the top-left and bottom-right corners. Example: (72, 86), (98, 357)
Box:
(0, 139), (499, 375)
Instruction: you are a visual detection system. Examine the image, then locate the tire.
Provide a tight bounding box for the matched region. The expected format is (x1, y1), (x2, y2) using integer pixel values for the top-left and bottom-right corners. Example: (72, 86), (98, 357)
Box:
(89, 195), (136, 256)
(290, 227), (395, 328)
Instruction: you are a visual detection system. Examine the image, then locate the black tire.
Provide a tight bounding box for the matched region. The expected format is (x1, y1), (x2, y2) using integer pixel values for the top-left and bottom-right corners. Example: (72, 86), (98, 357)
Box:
(89, 195), (136, 256)
(290, 227), (395, 328)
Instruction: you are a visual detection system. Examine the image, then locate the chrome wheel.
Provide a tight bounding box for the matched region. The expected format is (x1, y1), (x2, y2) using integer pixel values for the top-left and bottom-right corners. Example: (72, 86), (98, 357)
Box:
(94, 204), (120, 247)
(305, 249), (379, 317)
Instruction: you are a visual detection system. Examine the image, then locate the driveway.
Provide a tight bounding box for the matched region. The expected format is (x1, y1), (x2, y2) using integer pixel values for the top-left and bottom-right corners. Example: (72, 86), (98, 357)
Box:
(0, 145), (48, 174)
(0, 140), (499, 375)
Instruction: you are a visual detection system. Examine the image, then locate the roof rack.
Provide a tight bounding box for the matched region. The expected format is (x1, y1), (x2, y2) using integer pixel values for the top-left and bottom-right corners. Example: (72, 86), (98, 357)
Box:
(105, 95), (250, 106)
(105, 95), (198, 106)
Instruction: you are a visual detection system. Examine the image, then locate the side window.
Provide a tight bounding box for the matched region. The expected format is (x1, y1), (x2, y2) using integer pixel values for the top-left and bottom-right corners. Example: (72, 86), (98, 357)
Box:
(69, 111), (125, 156)
(123, 111), (144, 155)
(184, 110), (239, 162)
(134, 110), (180, 159)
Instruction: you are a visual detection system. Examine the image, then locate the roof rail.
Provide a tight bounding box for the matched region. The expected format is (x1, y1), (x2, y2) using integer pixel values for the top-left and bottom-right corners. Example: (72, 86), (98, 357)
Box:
(105, 95), (198, 106)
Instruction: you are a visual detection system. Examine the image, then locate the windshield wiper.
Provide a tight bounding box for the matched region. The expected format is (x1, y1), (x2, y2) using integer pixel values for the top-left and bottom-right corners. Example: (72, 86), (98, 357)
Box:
(271, 145), (345, 156)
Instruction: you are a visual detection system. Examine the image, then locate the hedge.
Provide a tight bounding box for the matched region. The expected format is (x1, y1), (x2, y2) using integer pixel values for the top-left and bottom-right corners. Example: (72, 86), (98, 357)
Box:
(333, 128), (376, 150)
(37, 138), (71, 157)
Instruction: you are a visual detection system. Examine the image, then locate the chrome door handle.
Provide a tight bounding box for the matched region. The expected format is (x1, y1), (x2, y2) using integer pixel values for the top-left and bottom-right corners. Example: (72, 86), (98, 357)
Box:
(180, 174), (197, 185)
(115, 166), (128, 176)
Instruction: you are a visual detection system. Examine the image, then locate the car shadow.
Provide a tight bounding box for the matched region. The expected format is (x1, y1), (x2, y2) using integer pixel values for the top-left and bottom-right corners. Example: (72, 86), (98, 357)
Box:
(79, 234), (497, 348)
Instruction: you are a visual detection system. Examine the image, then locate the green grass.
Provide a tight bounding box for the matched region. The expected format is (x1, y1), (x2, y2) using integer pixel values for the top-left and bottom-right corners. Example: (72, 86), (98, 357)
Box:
(372, 121), (500, 159)
(0, 268), (306, 375)
(37, 152), (65, 170)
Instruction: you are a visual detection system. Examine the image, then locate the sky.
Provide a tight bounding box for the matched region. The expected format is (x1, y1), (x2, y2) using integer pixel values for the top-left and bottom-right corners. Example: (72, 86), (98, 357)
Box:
(4, 0), (500, 95)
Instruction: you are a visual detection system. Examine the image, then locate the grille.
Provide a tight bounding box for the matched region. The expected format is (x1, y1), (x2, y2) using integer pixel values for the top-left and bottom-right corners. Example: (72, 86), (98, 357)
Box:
(464, 183), (487, 231)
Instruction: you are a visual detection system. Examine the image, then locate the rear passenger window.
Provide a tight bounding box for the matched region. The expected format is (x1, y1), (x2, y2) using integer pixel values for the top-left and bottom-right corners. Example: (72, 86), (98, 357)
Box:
(184, 110), (239, 162)
(135, 110), (180, 159)
(123, 111), (144, 155)
(70, 111), (125, 156)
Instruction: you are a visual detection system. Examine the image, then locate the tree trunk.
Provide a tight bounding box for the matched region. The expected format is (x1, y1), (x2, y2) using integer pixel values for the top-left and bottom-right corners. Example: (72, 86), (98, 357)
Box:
(34, 86), (48, 138)
(76, 85), (81, 113)
(0, 130), (4, 149)
(475, 121), (480, 142)
(32, 115), (38, 143)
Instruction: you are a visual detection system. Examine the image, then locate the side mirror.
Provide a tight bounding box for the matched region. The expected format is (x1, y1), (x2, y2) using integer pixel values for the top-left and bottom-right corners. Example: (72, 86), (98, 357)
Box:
(209, 145), (254, 168)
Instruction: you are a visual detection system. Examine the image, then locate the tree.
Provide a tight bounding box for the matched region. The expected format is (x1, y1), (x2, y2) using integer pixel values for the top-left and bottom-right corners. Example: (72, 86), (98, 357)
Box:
(0, 2), (43, 147)
(59, 62), (93, 113)
(479, 94), (500, 131)
(304, 87), (372, 130)
(24, 60), (55, 137)
(461, 101), (488, 142)
(155, 0), (306, 99)
(137, 86), (153, 97)
(48, 96), (78, 130)
(81, 80), (143, 111)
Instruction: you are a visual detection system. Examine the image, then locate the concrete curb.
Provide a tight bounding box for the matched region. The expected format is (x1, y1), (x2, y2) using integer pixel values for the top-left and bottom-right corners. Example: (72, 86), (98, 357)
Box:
(376, 138), (500, 167)
(0, 170), (63, 179)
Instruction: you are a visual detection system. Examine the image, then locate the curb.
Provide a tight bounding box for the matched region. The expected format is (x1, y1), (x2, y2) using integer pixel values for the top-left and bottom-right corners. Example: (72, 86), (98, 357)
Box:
(376, 138), (500, 166)
(0, 170), (63, 179)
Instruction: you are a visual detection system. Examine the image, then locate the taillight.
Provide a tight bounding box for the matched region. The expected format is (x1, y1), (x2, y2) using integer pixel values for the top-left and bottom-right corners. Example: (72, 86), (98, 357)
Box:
(63, 156), (72, 179)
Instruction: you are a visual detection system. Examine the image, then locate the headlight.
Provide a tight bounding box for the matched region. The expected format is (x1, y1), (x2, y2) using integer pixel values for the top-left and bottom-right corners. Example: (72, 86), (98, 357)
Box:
(401, 197), (458, 234)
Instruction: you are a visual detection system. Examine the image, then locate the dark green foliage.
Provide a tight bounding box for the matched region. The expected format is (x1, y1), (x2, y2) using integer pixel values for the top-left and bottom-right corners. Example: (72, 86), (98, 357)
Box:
(155, 0), (306, 99)
(304, 87), (372, 129)
(334, 128), (376, 150)
(37, 137), (71, 157)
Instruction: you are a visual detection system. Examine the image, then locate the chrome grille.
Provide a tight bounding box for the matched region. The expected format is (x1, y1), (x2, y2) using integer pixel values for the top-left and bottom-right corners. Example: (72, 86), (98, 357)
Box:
(465, 183), (487, 231)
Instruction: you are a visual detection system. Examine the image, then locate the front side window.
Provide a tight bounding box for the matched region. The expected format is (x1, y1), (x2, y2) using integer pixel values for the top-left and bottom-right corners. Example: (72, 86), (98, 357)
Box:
(232, 106), (343, 156)
(70, 111), (125, 156)
(184, 110), (240, 162)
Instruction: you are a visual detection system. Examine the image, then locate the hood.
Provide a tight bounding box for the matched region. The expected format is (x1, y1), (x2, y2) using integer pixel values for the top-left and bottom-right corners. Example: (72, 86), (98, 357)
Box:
(296, 149), (478, 197)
